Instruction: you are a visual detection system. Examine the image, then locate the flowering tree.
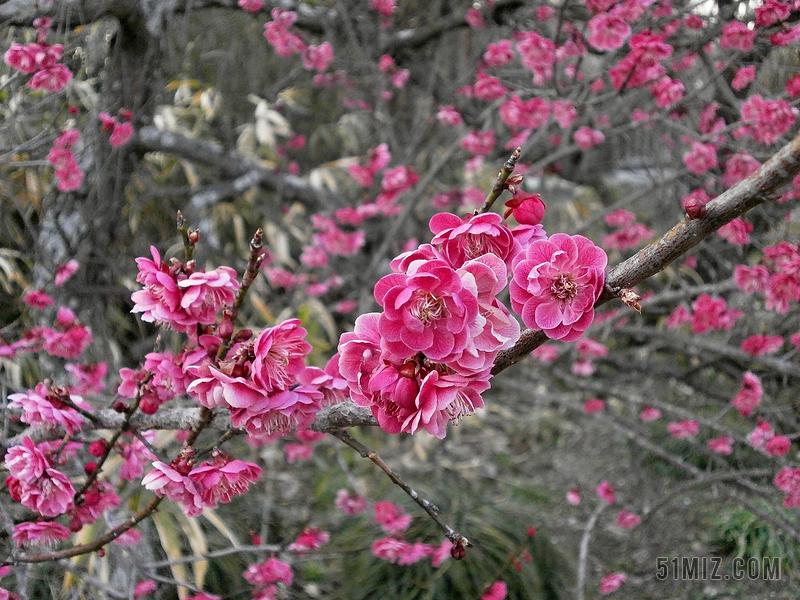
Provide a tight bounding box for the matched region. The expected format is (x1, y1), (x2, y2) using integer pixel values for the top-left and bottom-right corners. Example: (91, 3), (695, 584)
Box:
(1, 0), (800, 598)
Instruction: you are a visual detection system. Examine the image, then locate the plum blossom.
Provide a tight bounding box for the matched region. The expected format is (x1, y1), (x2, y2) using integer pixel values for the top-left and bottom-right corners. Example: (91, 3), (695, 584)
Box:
(429, 212), (519, 269)
(20, 466), (75, 517)
(187, 454), (261, 508)
(54, 259), (80, 286)
(774, 466), (800, 508)
(335, 489), (368, 515)
(239, 0), (264, 12)
(683, 141), (717, 175)
(587, 13), (631, 51)
(9, 384), (87, 435)
(740, 95), (797, 145)
(510, 233), (607, 341)
(142, 461), (204, 516)
(667, 419), (699, 439)
(288, 527), (330, 552)
(720, 21), (755, 51)
(639, 406), (662, 422)
(599, 572), (627, 594)
(574, 126), (605, 149)
(708, 436), (734, 455)
(731, 371), (763, 417)
(741, 335), (783, 356)
(5, 438), (48, 484)
(596, 481), (616, 504)
(481, 581), (508, 600)
(374, 500), (412, 534)
(302, 42), (334, 72)
(13, 521), (71, 547)
(615, 510), (641, 529)
(718, 218), (753, 246)
(690, 294), (742, 334)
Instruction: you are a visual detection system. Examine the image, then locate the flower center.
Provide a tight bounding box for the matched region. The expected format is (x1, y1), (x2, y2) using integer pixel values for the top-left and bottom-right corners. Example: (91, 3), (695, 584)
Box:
(463, 233), (489, 259)
(551, 273), (578, 301)
(410, 292), (446, 325)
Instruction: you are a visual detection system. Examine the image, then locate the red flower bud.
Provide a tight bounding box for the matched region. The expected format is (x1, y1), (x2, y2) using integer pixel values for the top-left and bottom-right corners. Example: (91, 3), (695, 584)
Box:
(88, 439), (108, 457)
(5, 476), (22, 502)
(84, 461), (97, 474)
(112, 400), (127, 413)
(682, 195), (708, 219)
(504, 194), (546, 225)
(139, 397), (159, 415)
(450, 539), (467, 560)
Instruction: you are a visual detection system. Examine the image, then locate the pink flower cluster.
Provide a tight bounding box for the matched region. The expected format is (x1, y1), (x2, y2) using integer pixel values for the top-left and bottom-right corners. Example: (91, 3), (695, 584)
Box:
(774, 466), (800, 508)
(99, 111), (134, 147)
(5, 437), (75, 517)
(734, 243), (800, 314)
(142, 451), (261, 516)
(243, 557), (293, 599)
(131, 246), (239, 332)
(263, 9), (306, 57)
(731, 371), (763, 417)
(740, 95), (797, 145)
(9, 384), (88, 435)
(47, 129), (84, 192)
(602, 209), (653, 250)
(4, 42), (72, 92)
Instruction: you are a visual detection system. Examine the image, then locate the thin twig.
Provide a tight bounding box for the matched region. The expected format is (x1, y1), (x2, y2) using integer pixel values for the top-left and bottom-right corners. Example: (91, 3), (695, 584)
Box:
(576, 503), (607, 600)
(477, 146), (521, 214)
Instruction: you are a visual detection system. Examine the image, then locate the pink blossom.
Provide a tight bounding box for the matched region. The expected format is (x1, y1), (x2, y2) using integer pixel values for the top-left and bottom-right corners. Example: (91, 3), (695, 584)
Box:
(244, 557), (293, 588)
(54, 259), (80, 286)
(515, 31), (555, 84)
(289, 527), (330, 552)
(335, 489), (368, 515)
(9, 384), (86, 435)
(371, 537), (410, 563)
(771, 24), (800, 46)
(134, 581), (157, 599)
(747, 421), (775, 451)
(723, 153), (761, 188)
(23, 290), (53, 309)
(371, 0), (396, 17)
(731, 371), (763, 417)
(481, 581), (508, 600)
(708, 436), (734, 455)
(179, 266), (239, 324)
(461, 130), (496, 155)
(483, 40), (514, 67)
(682, 141), (717, 175)
(28, 64), (72, 92)
(599, 572), (627, 594)
(587, 13), (631, 51)
(572, 358), (595, 376)
(13, 521), (71, 547)
(251, 319), (312, 391)
(552, 100), (577, 129)
(734, 265), (769, 294)
(651, 76), (684, 108)
(302, 42), (334, 72)
(596, 481), (616, 504)
(766, 436), (791, 457)
(473, 72), (506, 101)
(499, 95), (550, 130)
(740, 95), (797, 145)
(615, 510), (641, 529)
(510, 233), (607, 341)
(430, 539), (453, 567)
(109, 121), (134, 147)
(238, 0), (264, 12)
(283, 442), (313, 463)
(718, 218), (753, 246)
(787, 74), (800, 97)
(5, 438), (48, 484)
(667, 419), (699, 439)
(731, 65), (756, 91)
(429, 212), (519, 268)
(437, 105), (463, 126)
(20, 466), (75, 517)
(263, 9), (306, 57)
(188, 455), (261, 507)
(583, 398), (605, 413)
(566, 487), (581, 505)
(142, 461), (204, 516)
(690, 294), (742, 334)
(720, 21), (755, 51)
(504, 194), (546, 226)
(755, 0), (790, 27)
(573, 126), (605, 149)
(374, 500), (412, 534)
(382, 166), (418, 194)
(640, 406), (662, 422)
(465, 7), (486, 29)
(741, 335), (783, 356)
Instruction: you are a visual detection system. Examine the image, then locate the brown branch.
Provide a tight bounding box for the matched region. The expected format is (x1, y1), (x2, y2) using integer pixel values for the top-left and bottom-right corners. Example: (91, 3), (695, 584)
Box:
(477, 146), (521, 214)
(492, 132), (800, 375)
(331, 429), (471, 549)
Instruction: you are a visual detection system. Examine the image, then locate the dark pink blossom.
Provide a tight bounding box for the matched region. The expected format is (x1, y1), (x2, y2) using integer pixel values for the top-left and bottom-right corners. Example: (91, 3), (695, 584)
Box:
(510, 233), (607, 341)
(596, 480), (616, 504)
(615, 510), (641, 529)
(188, 455), (261, 507)
(288, 527), (330, 552)
(718, 218), (753, 246)
(374, 500), (411, 534)
(720, 21), (755, 51)
(740, 95), (797, 145)
(667, 419), (699, 439)
(13, 521), (71, 547)
(587, 13), (631, 51)
(574, 126), (605, 149)
(238, 0), (264, 12)
(741, 335), (783, 356)
(5, 437), (48, 484)
(731, 371), (763, 417)
(429, 212), (519, 268)
(142, 461), (204, 516)
(9, 384), (87, 435)
(481, 581), (508, 600)
(690, 294), (742, 333)
(708, 436), (734, 455)
(683, 141), (717, 175)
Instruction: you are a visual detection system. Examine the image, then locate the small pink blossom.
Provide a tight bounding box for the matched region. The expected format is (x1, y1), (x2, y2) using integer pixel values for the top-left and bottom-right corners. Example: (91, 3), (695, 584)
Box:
(437, 105), (463, 126)
(302, 42), (334, 72)
(732, 371), (763, 417)
(142, 461), (204, 516)
(766, 436), (791, 457)
(429, 212), (519, 268)
(599, 572), (627, 594)
(481, 581), (508, 600)
(718, 218), (753, 246)
(288, 527), (330, 552)
(5, 437), (48, 484)
(720, 21), (755, 51)
(583, 398), (605, 413)
(20, 466), (75, 517)
(639, 406), (662, 422)
(335, 489), (368, 515)
(374, 500), (412, 534)
(9, 384), (86, 435)
(667, 419), (699, 439)
(587, 13), (631, 51)
(238, 0), (264, 12)
(683, 141), (717, 175)
(244, 557), (293, 588)
(732, 65), (757, 91)
(23, 290), (53, 309)
(188, 455), (261, 507)
(573, 126), (605, 149)
(13, 521), (71, 547)
(690, 294), (742, 334)
(740, 95), (797, 145)
(708, 436), (734, 455)
(596, 480), (616, 504)
(510, 233), (607, 341)
(615, 510), (641, 529)
(54, 259), (80, 286)
(741, 335), (783, 356)
(723, 153), (761, 188)
(747, 421), (775, 451)
(566, 487), (581, 505)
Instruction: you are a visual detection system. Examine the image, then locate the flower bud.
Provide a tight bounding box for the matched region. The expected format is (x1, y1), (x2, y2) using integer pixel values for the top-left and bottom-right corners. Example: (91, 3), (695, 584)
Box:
(682, 195), (707, 219)
(84, 461), (97, 474)
(450, 539), (467, 560)
(112, 400), (128, 413)
(88, 439), (108, 457)
(139, 397), (159, 415)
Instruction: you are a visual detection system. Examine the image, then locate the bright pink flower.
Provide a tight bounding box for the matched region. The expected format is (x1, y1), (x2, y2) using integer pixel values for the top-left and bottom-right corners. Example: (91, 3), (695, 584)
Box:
(20, 466), (75, 517)
(766, 436), (791, 457)
(771, 24), (800, 46)
(461, 130), (496, 156)
(755, 0), (790, 27)
(134, 581), (157, 599)
(572, 358), (595, 376)
(731, 371), (763, 417)
(288, 527), (330, 552)
(28, 64), (72, 92)
(371, 0), (396, 17)
(302, 42), (334, 72)
(481, 581), (508, 600)
(142, 461), (204, 516)
(732, 65), (756, 91)
(515, 31), (555, 84)
(371, 536), (410, 563)
(382, 166), (418, 194)
(374, 258), (480, 363)
(429, 212), (519, 268)
(437, 105), (463, 126)
(188, 456), (261, 507)
(720, 21), (755, 51)
(748, 421), (775, 451)
(583, 398), (605, 413)
(130, 246), (186, 329)
(238, 0), (264, 12)
(9, 384), (86, 435)
(573, 126), (605, 149)
(740, 95), (797, 145)
(690, 294), (742, 333)
(741, 335), (783, 356)
(499, 95), (550, 130)
(651, 76), (684, 108)
(465, 7), (486, 29)
(483, 40), (514, 67)
(431, 539), (453, 567)
(109, 121), (134, 147)
(178, 266), (239, 324)
(723, 153), (761, 188)
(734, 265), (769, 294)
(510, 234), (607, 341)
(23, 290), (53, 309)
(244, 557), (293, 587)
(615, 510), (641, 529)
(5, 437), (48, 484)
(599, 572), (627, 594)
(639, 406), (662, 422)
(374, 501), (412, 534)
(774, 466), (800, 507)
(566, 487), (581, 505)
(708, 436), (734, 455)
(473, 72), (506, 101)
(596, 480), (616, 504)
(54, 259), (79, 286)
(587, 13), (631, 51)
(251, 319), (311, 391)
(263, 9), (306, 57)
(186, 594), (221, 600)
(787, 74), (800, 97)
(13, 521), (71, 547)
(718, 218), (753, 246)
(504, 194), (546, 226)
(682, 141), (717, 175)
(552, 100), (577, 129)
(335, 489), (368, 515)
(667, 419), (699, 439)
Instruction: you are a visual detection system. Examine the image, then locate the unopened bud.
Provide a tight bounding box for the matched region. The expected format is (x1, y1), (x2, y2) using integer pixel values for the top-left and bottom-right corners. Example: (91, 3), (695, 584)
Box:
(682, 196), (707, 219)
(233, 328), (253, 343)
(112, 400), (127, 413)
(505, 173), (525, 195)
(450, 539), (467, 560)
(139, 397), (159, 415)
(84, 461), (97, 474)
(88, 439), (108, 457)
(96, 548), (106, 558)
(188, 229), (200, 245)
